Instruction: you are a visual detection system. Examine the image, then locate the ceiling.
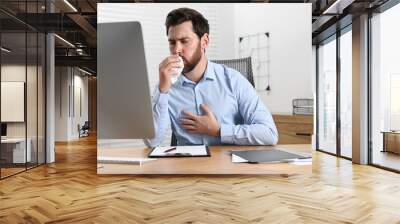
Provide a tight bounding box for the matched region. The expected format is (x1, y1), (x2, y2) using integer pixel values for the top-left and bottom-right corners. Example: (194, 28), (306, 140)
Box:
(0, 0), (392, 75)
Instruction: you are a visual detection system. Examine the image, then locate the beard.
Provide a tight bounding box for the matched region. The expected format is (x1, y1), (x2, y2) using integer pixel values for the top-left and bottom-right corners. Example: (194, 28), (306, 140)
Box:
(182, 43), (202, 74)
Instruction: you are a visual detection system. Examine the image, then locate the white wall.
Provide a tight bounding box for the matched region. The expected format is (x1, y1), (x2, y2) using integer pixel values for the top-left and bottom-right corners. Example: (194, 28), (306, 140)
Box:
(1, 66), (25, 125)
(72, 74), (89, 138)
(233, 4), (312, 113)
(98, 3), (312, 114)
(55, 67), (69, 141)
(55, 67), (89, 141)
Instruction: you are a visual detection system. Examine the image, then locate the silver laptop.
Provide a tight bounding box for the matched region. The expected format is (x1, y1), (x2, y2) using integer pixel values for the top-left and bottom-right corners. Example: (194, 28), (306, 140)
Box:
(97, 21), (155, 139)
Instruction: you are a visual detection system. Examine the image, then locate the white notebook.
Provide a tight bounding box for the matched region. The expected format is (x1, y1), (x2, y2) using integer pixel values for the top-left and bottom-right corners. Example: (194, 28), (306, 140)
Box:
(148, 145), (210, 157)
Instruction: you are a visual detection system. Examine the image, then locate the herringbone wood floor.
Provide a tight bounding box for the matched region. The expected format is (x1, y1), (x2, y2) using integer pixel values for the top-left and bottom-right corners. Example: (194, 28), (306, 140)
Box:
(1, 135), (400, 224)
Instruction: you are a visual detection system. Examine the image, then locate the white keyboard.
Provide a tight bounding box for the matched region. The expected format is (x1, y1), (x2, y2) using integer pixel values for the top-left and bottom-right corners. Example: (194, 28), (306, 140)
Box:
(97, 156), (156, 165)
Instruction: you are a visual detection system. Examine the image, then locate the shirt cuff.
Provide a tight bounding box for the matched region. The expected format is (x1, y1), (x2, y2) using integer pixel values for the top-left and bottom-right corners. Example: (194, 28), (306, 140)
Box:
(153, 87), (169, 108)
(220, 124), (234, 144)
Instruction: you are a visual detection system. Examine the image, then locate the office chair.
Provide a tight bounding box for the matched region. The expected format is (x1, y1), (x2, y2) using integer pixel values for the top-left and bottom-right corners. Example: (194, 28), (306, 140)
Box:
(79, 121), (90, 138)
(170, 57), (255, 146)
(211, 57), (255, 87)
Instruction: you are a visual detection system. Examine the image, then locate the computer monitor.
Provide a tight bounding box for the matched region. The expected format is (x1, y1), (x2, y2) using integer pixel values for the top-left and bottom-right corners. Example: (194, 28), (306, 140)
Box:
(97, 21), (155, 139)
(1, 123), (7, 138)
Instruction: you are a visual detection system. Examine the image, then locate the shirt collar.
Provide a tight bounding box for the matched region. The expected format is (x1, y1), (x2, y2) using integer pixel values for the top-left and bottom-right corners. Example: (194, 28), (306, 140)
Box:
(203, 61), (216, 81)
(178, 60), (216, 86)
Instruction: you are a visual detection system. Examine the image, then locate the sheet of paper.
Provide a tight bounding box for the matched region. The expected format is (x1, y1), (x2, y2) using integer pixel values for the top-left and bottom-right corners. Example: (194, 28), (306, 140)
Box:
(150, 145), (208, 156)
(232, 154), (248, 163)
(290, 158), (312, 165)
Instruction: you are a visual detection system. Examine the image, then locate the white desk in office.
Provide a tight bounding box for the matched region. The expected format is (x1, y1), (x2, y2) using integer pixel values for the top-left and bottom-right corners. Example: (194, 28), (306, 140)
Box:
(1, 138), (32, 163)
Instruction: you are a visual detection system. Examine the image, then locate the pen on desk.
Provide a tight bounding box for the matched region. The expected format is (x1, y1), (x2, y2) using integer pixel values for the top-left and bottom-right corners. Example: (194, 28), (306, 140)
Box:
(163, 147), (177, 153)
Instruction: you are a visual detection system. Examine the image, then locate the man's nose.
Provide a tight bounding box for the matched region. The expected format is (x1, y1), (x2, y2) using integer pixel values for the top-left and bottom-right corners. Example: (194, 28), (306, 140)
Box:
(172, 43), (182, 55)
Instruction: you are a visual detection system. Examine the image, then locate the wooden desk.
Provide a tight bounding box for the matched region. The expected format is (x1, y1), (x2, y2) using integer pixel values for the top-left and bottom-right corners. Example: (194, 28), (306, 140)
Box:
(272, 114), (313, 144)
(1, 138), (32, 164)
(97, 144), (311, 175)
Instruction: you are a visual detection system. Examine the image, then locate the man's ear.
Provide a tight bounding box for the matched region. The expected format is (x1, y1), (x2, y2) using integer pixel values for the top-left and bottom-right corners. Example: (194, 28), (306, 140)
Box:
(201, 33), (209, 52)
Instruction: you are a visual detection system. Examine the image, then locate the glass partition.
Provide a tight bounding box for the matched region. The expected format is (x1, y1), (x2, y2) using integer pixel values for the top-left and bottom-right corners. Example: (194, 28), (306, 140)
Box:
(339, 28), (352, 158)
(27, 30), (38, 169)
(317, 36), (337, 155)
(0, 1), (46, 179)
(370, 3), (400, 171)
(38, 32), (45, 165)
(1, 31), (28, 177)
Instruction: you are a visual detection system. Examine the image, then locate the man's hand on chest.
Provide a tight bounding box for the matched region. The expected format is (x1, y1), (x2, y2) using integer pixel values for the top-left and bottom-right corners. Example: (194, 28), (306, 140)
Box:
(179, 104), (220, 137)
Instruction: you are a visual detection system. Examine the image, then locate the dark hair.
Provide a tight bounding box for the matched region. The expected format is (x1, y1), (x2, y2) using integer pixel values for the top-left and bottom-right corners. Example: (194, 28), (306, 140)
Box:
(165, 8), (209, 39)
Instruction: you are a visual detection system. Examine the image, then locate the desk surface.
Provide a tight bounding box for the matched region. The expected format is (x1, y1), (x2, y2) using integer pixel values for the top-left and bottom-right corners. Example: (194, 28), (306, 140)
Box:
(1, 138), (27, 143)
(97, 144), (312, 175)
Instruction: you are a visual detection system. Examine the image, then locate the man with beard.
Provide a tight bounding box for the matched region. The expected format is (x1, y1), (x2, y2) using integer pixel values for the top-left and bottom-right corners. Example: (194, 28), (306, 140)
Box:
(144, 7), (278, 147)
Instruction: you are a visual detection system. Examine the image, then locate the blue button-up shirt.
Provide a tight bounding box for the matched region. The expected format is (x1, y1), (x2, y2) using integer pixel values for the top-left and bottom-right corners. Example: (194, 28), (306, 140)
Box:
(144, 61), (278, 147)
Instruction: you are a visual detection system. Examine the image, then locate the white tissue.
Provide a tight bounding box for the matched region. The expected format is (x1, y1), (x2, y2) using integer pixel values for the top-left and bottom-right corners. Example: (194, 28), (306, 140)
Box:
(171, 56), (184, 84)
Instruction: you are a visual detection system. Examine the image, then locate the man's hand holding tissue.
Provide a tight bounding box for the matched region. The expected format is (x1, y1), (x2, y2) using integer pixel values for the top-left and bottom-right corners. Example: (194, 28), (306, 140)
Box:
(158, 55), (184, 93)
